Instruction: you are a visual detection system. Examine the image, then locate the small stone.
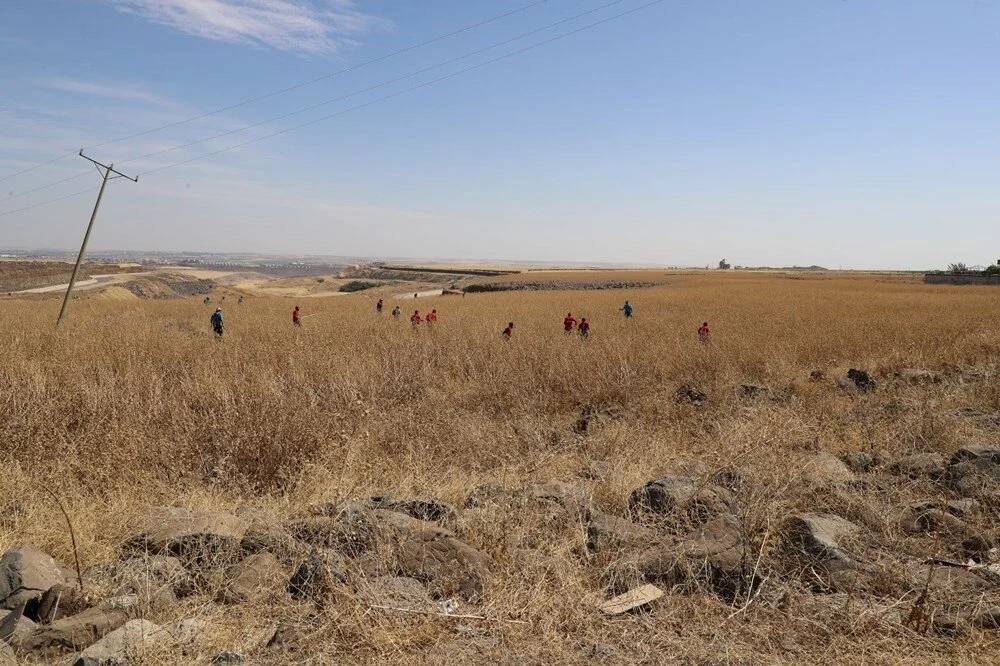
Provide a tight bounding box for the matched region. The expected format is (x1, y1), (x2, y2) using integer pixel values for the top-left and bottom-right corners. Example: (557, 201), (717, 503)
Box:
(599, 584), (662, 615)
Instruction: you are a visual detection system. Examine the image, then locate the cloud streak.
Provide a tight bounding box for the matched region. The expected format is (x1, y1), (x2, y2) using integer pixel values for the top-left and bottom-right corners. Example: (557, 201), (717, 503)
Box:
(108, 0), (382, 54)
(35, 77), (174, 106)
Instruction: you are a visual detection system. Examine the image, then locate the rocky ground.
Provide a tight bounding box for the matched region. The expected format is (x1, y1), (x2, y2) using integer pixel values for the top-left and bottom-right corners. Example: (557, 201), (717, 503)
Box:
(3, 367), (1000, 664)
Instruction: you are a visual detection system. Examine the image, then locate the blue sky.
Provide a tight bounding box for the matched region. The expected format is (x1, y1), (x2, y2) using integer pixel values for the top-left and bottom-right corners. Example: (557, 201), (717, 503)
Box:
(1, 1), (999, 269)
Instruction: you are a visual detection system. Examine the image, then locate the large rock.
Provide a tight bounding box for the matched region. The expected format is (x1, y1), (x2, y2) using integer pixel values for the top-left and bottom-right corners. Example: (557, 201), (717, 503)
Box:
(111, 555), (191, 598)
(72, 619), (168, 666)
(0, 546), (67, 612)
(124, 507), (248, 566)
(802, 453), (856, 486)
(395, 532), (492, 601)
(890, 453), (946, 480)
(218, 552), (287, 605)
(609, 515), (749, 600)
(782, 513), (866, 590)
(628, 476), (736, 526)
(0, 604), (36, 643)
(19, 595), (139, 657)
(946, 444), (1000, 498)
(587, 512), (656, 553)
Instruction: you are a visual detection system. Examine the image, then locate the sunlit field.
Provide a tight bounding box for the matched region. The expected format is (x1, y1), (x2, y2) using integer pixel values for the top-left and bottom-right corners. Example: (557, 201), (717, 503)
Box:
(2, 271), (999, 663)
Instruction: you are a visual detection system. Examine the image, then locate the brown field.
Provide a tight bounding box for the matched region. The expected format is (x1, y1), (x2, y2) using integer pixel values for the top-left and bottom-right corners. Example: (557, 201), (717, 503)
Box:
(2, 271), (1000, 664)
(0, 261), (143, 293)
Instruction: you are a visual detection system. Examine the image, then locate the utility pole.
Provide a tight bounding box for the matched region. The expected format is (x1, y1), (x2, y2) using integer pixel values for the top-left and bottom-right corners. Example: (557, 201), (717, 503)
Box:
(56, 150), (138, 327)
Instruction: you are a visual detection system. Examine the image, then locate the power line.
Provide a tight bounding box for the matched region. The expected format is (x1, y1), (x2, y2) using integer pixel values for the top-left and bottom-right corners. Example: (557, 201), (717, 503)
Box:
(0, 0), (667, 217)
(0, 0), (553, 184)
(4, 0), (630, 202)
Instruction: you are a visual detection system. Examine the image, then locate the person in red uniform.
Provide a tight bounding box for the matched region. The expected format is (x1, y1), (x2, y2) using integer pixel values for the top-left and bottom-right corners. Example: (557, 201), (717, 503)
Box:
(578, 317), (590, 339)
(698, 321), (711, 343)
(426, 309), (438, 326)
(292, 306), (302, 327)
(411, 310), (422, 328)
(376, 298), (384, 314)
(563, 312), (577, 334)
(502, 322), (514, 339)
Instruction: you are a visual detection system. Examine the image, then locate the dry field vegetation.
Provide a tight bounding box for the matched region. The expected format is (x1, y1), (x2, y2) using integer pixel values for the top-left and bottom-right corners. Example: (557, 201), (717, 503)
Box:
(2, 270), (1000, 664)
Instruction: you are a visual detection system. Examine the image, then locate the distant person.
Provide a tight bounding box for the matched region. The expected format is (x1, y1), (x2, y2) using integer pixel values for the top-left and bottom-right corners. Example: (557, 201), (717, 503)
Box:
(293, 306), (302, 327)
(203, 296), (211, 305)
(391, 305), (401, 319)
(414, 292), (418, 299)
(411, 310), (422, 328)
(502, 322), (514, 340)
(698, 321), (711, 343)
(376, 298), (384, 314)
(563, 312), (577, 334)
(578, 317), (591, 339)
(210, 308), (224, 337)
(621, 300), (633, 318)
(238, 295), (244, 305)
(426, 309), (438, 326)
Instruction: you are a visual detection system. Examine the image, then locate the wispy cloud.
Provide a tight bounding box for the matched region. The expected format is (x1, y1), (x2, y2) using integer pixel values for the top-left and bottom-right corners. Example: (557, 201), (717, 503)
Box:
(107, 0), (383, 55)
(35, 77), (174, 106)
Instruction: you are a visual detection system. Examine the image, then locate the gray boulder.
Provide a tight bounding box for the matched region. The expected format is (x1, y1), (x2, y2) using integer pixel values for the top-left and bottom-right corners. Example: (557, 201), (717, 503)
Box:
(19, 595), (139, 658)
(124, 507), (248, 566)
(0, 546), (67, 612)
(628, 476), (736, 525)
(72, 619), (167, 665)
(946, 444), (1000, 498)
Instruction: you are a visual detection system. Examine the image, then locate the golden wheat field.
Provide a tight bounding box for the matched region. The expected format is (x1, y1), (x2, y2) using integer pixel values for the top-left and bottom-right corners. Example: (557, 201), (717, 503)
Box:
(2, 270), (1000, 664)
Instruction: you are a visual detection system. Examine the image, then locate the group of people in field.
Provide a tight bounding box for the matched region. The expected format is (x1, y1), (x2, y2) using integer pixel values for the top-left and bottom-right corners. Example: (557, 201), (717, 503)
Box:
(208, 295), (712, 343)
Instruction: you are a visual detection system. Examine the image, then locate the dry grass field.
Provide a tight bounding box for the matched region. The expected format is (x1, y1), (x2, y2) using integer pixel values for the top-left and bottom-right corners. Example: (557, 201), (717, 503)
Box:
(2, 270), (1000, 664)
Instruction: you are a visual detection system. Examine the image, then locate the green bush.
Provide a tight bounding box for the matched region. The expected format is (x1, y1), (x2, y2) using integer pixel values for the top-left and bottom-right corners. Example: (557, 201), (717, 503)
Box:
(339, 280), (381, 293)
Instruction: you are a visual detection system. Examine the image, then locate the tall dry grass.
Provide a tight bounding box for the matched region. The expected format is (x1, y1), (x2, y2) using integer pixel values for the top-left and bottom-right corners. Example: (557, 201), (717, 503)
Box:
(1, 271), (999, 663)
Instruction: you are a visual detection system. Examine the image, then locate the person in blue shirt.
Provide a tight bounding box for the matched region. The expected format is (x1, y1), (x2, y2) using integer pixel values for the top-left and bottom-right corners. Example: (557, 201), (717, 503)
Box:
(621, 300), (633, 318)
(210, 307), (224, 337)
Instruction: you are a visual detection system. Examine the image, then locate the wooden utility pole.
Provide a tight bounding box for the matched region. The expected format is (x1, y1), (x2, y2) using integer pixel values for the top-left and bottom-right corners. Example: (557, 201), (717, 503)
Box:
(56, 150), (137, 327)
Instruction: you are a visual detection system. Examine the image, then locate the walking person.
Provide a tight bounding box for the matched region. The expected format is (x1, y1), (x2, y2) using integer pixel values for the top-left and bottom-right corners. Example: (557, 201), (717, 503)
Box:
(621, 300), (633, 318)
(578, 317), (591, 339)
(411, 310), (422, 329)
(391, 305), (401, 319)
(426, 309), (438, 326)
(210, 307), (224, 337)
(698, 321), (711, 343)
(376, 298), (384, 314)
(293, 306), (302, 327)
(502, 322), (514, 340)
(563, 312), (577, 335)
